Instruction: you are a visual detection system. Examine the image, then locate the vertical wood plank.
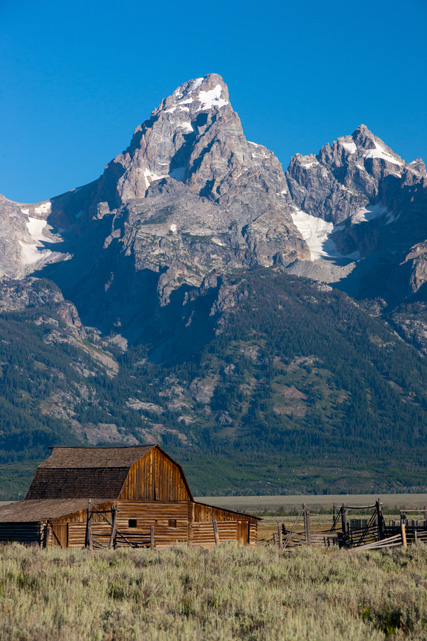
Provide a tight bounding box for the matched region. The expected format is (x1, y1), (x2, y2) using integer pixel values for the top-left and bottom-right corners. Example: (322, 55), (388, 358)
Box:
(108, 505), (118, 548)
(277, 523), (283, 549)
(213, 520), (219, 546)
(401, 522), (407, 548)
(150, 525), (155, 550)
(341, 505), (347, 540)
(304, 508), (311, 546)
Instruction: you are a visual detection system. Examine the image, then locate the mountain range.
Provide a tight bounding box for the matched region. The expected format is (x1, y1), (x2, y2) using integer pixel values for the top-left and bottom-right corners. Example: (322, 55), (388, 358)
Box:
(1, 73), (427, 498)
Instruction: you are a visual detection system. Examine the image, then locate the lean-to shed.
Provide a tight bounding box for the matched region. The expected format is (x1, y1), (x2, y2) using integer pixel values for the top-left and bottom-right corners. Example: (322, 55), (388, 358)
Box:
(0, 445), (258, 549)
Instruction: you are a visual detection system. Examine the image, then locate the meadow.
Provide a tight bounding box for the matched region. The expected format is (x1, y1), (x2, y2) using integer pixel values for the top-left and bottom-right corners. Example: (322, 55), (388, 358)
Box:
(1, 542), (427, 640)
(195, 494), (427, 514)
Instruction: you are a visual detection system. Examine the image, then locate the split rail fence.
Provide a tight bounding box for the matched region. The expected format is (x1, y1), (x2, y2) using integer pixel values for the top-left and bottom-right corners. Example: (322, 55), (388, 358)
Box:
(263, 500), (427, 551)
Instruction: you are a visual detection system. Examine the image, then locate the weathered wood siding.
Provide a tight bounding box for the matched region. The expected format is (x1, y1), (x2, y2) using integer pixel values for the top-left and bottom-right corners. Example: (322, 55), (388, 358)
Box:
(41, 498), (257, 548)
(49, 502), (114, 548)
(249, 521), (257, 546)
(116, 500), (189, 547)
(193, 502), (256, 523)
(119, 448), (191, 501)
(68, 523), (87, 548)
(191, 521), (240, 547)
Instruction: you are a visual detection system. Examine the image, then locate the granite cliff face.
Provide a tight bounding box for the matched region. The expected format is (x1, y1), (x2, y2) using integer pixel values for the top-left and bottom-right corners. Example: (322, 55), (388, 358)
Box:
(0, 74), (426, 348)
(0, 74), (309, 336)
(285, 124), (427, 299)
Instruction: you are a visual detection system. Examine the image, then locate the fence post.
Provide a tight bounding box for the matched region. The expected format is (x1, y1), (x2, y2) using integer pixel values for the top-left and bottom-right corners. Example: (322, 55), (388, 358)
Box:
(273, 532), (278, 547)
(150, 525), (155, 550)
(414, 530), (418, 545)
(108, 505), (118, 549)
(277, 523), (283, 549)
(341, 504), (347, 539)
(376, 499), (384, 540)
(305, 509), (311, 546)
(401, 522), (407, 548)
(85, 499), (93, 550)
(213, 520), (219, 546)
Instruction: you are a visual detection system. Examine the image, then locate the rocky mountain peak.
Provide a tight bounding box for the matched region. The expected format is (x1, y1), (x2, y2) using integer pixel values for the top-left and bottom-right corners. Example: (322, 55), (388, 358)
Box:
(93, 73), (295, 236)
(155, 73), (230, 117)
(99, 73), (238, 205)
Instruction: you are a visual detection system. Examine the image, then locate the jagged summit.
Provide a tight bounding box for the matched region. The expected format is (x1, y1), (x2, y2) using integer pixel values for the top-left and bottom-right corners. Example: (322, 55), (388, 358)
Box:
(155, 74), (230, 116)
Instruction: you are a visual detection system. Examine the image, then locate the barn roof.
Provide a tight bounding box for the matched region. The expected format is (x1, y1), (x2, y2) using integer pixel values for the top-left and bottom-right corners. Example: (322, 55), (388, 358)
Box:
(0, 499), (112, 523)
(38, 445), (156, 468)
(24, 444), (193, 501)
(25, 445), (159, 500)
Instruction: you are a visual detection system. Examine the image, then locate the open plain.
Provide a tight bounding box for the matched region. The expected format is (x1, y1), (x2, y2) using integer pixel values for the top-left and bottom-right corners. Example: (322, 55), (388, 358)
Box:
(196, 494), (427, 514)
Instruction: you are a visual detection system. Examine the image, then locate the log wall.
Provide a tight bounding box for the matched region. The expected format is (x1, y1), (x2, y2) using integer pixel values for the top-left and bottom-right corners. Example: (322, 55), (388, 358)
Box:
(116, 500), (189, 547)
(41, 499), (258, 549)
(0, 522), (41, 545)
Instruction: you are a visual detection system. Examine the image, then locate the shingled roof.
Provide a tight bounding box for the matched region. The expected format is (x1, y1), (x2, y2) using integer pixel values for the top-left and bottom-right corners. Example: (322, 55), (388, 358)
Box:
(0, 499), (112, 523)
(25, 445), (157, 500)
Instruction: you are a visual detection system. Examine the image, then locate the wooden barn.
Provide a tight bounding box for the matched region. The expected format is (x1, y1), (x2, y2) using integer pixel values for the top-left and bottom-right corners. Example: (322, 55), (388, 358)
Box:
(0, 445), (258, 549)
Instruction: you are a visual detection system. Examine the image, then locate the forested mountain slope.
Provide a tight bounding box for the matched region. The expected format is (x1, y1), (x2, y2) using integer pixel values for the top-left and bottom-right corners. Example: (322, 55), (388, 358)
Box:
(2, 271), (427, 497)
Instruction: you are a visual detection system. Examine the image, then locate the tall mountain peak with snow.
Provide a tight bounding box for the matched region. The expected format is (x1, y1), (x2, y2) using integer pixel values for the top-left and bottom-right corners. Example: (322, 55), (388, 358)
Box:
(0, 73), (426, 342)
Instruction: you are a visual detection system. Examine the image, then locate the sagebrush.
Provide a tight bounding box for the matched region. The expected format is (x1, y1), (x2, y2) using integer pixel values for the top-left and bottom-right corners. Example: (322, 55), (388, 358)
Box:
(1, 543), (427, 640)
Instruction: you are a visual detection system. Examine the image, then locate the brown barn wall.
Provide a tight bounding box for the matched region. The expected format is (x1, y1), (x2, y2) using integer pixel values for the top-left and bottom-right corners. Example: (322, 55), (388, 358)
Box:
(26, 498), (257, 549)
(193, 502), (257, 523)
(119, 448), (191, 502)
(116, 500), (189, 547)
(191, 521), (242, 547)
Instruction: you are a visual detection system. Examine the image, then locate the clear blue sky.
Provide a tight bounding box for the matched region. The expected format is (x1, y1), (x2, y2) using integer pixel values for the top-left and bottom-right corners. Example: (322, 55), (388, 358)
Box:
(1, 0), (426, 203)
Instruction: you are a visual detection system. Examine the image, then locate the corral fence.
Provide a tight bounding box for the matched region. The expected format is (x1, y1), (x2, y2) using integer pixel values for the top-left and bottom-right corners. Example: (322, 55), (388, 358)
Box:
(261, 499), (427, 551)
(85, 501), (155, 551)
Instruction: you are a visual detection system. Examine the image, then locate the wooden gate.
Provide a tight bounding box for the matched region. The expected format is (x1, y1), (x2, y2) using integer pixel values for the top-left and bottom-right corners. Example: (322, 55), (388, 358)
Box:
(51, 523), (68, 547)
(237, 520), (249, 545)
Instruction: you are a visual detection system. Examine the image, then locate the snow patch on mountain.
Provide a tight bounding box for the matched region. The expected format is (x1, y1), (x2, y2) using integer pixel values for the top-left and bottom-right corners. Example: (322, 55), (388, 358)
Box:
(27, 217), (50, 242)
(364, 141), (404, 166)
(178, 121), (194, 133)
(19, 241), (52, 265)
(144, 168), (166, 188)
(342, 141), (357, 154)
(34, 202), (51, 215)
(352, 203), (389, 224)
(197, 85), (228, 111)
(291, 209), (339, 260)
(18, 216), (55, 266)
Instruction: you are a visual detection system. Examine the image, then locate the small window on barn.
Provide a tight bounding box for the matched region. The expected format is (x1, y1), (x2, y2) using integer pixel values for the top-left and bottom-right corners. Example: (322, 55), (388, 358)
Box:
(128, 519), (137, 528)
(168, 519), (177, 528)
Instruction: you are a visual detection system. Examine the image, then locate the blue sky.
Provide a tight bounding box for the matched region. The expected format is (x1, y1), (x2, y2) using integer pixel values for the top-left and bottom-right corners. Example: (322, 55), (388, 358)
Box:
(1, 0), (426, 203)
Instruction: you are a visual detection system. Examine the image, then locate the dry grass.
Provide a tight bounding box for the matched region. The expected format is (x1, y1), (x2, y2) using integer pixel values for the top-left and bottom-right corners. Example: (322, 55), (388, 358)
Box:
(195, 494), (427, 514)
(1, 543), (427, 640)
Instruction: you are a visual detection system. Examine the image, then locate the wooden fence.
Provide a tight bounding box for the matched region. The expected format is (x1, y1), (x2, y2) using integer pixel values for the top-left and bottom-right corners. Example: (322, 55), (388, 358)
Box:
(263, 500), (427, 551)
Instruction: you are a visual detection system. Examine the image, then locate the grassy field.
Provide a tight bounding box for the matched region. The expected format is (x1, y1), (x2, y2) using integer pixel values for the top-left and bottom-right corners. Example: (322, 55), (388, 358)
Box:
(1, 543), (427, 640)
(195, 493), (427, 514)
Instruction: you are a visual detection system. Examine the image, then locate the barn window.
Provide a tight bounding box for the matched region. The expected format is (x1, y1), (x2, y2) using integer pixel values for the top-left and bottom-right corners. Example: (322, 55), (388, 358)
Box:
(128, 519), (137, 528)
(168, 519), (177, 528)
